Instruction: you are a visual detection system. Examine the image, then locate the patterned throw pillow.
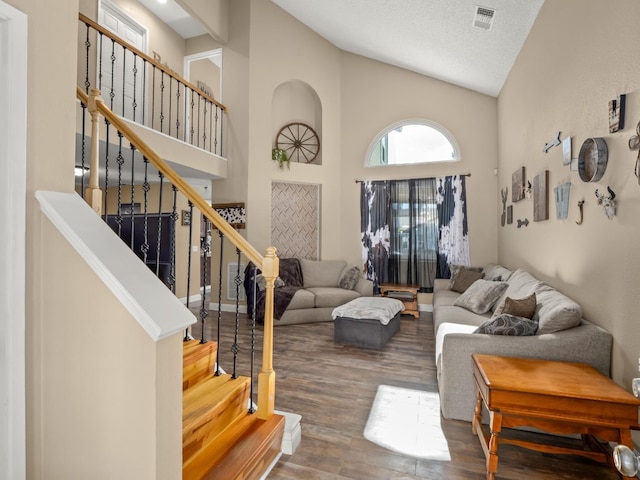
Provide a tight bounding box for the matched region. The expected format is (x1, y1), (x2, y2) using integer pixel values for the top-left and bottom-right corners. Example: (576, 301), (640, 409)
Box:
(453, 279), (508, 314)
(492, 293), (537, 319)
(474, 314), (539, 336)
(338, 266), (361, 290)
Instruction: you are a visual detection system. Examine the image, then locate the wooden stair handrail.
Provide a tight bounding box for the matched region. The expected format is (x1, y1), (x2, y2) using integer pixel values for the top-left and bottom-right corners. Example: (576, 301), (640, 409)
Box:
(79, 13), (225, 112)
(78, 86), (278, 419)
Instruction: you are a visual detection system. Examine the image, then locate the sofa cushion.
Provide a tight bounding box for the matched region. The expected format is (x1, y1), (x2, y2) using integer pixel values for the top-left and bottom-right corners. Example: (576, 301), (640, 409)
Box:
(307, 287), (360, 308)
(338, 265), (361, 290)
(533, 284), (582, 334)
(453, 279), (508, 314)
(433, 305), (491, 334)
(482, 264), (514, 282)
(493, 292), (537, 319)
(474, 314), (538, 336)
(286, 289), (316, 310)
(433, 289), (461, 309)
(493, 268), (542, 312)
(299, 259), (347, 288)
(450, 269), (484, 293)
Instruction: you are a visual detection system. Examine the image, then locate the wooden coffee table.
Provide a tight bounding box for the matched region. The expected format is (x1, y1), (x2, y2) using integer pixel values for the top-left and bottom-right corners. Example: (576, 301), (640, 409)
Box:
(471, 354), (640, 480)
(378, 284), (419, 318)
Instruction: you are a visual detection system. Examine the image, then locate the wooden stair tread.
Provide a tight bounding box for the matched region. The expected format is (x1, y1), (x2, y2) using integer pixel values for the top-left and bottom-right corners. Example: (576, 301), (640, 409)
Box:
(194, 413), (285, 480)
(183, 339), (217, 365)
(183, 374), (251, 429)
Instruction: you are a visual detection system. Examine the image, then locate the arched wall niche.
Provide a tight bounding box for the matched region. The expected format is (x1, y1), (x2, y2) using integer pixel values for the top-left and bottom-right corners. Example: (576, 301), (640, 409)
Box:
(272, 79), (323, 165)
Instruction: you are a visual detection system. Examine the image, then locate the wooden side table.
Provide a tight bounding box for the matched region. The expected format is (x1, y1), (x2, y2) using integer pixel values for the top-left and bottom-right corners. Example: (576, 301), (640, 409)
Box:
(378, 284), (419, 318)
(471, 354), (640, 480)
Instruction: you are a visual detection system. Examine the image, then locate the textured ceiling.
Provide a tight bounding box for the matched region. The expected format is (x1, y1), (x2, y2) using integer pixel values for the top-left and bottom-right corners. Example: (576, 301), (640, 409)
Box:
(271, 0), (545, 97)
(137, 0), (544, 97)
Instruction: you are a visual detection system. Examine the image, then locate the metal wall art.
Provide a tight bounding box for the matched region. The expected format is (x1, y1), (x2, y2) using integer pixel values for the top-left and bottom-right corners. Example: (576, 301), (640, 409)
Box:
(500, 188), (508, 226)
(533, 170), (550, 222)
(512, 167), (525, 202)
(578, 137), (608, 182)
(517, 218), (529, 228)
(554, 182), (571, 220)
(543, 132), (562, 153)
(609, 94), (626, 133)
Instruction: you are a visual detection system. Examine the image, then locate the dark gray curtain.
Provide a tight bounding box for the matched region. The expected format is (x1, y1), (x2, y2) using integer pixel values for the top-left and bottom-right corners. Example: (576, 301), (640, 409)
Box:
(361, 178), (440, 292)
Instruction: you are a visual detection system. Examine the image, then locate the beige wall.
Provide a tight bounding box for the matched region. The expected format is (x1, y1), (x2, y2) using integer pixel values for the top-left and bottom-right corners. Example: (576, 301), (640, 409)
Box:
(340, 53), (499, 269)
(498, 0), (640, 443)
(7, 0), (183, 476)
(245, 0), (343, 260)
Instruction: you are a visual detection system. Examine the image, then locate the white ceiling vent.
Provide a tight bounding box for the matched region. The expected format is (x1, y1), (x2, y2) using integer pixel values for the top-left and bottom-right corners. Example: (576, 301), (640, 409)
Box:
(473, 6), (496, 30)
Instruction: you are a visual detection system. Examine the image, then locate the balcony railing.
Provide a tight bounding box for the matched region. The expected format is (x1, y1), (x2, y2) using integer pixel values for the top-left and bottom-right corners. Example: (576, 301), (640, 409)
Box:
(78, 13), (225, 157)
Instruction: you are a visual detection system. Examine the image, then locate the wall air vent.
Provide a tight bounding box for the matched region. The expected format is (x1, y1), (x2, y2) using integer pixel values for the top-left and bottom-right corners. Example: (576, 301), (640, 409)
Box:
(473, 6), (496, 30)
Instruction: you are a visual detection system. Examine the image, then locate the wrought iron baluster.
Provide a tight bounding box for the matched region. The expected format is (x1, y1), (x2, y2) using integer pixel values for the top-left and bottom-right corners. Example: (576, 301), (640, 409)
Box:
(184, 201), (195, 342)
(168, 76), (172, 138)
(109, 39), (116, 111)
(160, 71), (165, 133)
(231, 247), (241, 379)
(214, 106), (219, 155)
(141, 157), (150, 264)
(197, 94), (201, 148)
(168, 186), (178, 293)
(183, 84), (188, 142)
(98, 31), (103, 91)
(175, 81), (181, 139)
(132, 53), (138, 122)
(190, 91), (195, 146)
(202, 100), (208, 152)
(209, 101), (213, 153)
(199, 220), (211, 345)
(219, 109), (224, 156)
(115, 131), (125, 237)
(84, 23), (91, 93)
(80, 101), (87, 199)
(121, 45), (127, 117)
(142, 59), (147, 127)
(155, 173), (164, 277)
(129, 143), (136, 251)
(249, 263), (257, 414)
(151, 66), (156, 130)
(215, 231), (224, 376)
(103, 119), (111, 221)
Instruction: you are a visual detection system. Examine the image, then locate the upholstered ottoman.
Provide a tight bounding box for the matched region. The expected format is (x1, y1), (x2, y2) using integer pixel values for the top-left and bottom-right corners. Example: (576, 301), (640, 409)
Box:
(332, 297), (404, 349)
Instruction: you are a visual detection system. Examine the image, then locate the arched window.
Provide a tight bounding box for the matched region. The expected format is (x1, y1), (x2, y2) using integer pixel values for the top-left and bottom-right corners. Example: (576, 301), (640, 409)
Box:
(366, 119), (460, 166)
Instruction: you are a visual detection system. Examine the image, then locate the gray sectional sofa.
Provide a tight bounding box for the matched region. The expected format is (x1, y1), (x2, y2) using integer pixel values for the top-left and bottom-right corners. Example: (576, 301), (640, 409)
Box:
(434, 265), (613, 422)
(245, 258), (373, 326)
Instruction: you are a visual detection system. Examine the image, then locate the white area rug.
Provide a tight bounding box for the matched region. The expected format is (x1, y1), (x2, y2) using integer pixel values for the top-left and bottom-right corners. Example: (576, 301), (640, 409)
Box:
(364, 385), (451, 461)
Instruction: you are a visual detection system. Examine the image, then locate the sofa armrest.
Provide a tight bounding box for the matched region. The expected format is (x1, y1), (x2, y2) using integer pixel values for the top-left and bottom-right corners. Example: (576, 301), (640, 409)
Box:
(354, 278), (374, 297)
(438, 322), (612, 422)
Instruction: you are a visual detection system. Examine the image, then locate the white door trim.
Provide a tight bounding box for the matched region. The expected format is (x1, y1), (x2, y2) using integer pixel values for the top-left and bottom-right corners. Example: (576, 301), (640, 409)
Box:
(0, 2), (27, 479)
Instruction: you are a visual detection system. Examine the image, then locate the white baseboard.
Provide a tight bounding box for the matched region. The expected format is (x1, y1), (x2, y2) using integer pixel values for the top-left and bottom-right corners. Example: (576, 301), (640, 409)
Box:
(274, 410), (302, 456)
(419, 303), (433, 313)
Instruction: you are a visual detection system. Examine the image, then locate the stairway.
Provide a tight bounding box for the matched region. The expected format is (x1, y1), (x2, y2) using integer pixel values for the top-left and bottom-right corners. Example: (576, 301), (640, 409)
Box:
(182, 340), (285, 480)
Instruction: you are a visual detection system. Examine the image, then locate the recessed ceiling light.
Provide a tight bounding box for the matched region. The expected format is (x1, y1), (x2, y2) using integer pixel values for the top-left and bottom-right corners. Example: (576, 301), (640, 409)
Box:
(158, 0), (167, 4)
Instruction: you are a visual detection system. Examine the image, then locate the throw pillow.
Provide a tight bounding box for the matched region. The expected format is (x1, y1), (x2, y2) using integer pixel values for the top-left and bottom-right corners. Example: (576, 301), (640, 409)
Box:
(492, 292), (537, 319)
(449, 264), (483, 287)
(474, 314), (539, 336)
(533, 286), (582, 334)
(453, 279), (508, 314)
(450, 269), (485, 293)
(482, 264), (514, 282)
(338, 266), (361, 290)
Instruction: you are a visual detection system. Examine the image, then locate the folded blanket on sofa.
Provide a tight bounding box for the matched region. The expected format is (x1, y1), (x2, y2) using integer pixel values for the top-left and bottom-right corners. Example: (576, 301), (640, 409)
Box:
(245, 258), (304, 321)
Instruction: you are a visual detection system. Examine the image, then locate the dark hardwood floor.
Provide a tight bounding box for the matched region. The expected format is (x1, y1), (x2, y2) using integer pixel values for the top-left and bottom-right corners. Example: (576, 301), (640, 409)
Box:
(192, 310), (619, 480)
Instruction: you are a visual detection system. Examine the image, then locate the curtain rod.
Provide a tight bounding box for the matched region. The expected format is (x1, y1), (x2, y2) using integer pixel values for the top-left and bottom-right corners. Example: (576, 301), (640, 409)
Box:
(354, 173), (471, 184)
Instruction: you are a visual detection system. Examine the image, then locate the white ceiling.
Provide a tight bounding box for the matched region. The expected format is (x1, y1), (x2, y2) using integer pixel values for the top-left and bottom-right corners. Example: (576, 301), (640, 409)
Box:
(139, 0), (544, 97)
(271, 0), (544, 97)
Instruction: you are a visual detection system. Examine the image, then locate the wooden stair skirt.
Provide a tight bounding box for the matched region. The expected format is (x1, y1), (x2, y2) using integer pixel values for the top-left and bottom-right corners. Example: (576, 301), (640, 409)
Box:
(183, 340), (285, 480)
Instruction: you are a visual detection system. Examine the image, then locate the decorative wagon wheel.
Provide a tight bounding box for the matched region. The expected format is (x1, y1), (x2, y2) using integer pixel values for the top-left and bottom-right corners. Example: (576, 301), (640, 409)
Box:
(276, 122), (320, 164)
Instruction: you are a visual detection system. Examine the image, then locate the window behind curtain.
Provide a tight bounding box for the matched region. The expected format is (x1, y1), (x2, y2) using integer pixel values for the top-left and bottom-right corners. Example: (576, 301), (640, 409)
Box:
(361, 179), (438, 292)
